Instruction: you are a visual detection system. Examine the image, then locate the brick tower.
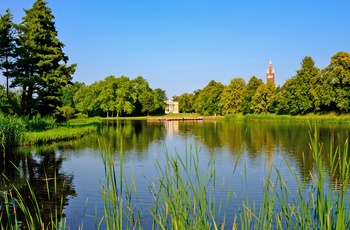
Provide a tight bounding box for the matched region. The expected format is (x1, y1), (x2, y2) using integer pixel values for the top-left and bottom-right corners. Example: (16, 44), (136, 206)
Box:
(266, 60), (275, 83)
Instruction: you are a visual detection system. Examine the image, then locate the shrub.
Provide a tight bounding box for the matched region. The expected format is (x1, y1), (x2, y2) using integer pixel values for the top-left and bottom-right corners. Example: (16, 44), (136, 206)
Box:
(25, 114), (57, 130)
(0, 113), (26, 150)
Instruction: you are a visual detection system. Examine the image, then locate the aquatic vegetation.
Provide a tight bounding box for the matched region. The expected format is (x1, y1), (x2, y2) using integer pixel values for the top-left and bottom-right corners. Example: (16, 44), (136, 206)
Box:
(1, 166), (67, 230)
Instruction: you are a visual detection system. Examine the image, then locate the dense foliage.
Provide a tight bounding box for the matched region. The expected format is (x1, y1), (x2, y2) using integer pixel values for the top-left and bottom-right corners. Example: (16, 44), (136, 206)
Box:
(73, 75), (166, 117)
(0, 0), (76, 117)
(0, 113), (26, 151)
(174, 52), (350, 116)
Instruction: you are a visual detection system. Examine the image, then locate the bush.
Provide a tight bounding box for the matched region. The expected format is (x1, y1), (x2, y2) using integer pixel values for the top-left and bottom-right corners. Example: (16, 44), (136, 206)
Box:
(57, 105), (76, 121)
(25, 114), (57, 130)
(0, 113), (26, 150)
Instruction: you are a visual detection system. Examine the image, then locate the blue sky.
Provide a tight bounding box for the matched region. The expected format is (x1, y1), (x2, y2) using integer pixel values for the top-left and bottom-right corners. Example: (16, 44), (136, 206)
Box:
(1, 0), (349, 98)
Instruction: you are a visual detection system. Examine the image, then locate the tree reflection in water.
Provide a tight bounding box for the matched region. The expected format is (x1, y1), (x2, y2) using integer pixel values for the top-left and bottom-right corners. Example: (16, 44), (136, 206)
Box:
(0, 147), (76, 229)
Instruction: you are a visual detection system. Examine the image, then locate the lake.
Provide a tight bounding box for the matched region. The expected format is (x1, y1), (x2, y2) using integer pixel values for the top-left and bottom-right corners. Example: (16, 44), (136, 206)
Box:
(1, 119), (350, 229)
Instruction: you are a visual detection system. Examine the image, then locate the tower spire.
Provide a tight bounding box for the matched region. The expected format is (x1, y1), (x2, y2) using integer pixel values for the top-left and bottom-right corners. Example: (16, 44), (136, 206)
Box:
(266, 60), (275, 83)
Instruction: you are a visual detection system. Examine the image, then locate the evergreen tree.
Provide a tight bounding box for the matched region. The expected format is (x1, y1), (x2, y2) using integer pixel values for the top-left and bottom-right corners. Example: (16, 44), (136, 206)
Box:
(12, 0), (76, 116)
(0, 9), (16, 97)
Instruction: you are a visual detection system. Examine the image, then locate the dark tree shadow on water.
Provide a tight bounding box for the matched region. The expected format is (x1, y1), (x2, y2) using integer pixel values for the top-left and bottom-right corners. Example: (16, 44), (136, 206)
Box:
(0, 147), (76, 229)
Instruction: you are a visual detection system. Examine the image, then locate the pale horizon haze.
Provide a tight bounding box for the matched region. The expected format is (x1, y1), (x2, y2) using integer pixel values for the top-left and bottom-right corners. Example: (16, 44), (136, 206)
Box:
(1, 0), (349, 98)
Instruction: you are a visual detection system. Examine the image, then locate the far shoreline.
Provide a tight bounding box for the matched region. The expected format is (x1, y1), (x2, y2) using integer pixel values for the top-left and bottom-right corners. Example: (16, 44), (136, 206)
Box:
(101, 113), (350, 124)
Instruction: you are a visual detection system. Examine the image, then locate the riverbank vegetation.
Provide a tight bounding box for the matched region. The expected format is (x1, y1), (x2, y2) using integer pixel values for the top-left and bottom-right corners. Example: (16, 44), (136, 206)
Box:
(224, 113), (350, 124)
(1, 127), (350, 229)
(0, 113), (101, 151)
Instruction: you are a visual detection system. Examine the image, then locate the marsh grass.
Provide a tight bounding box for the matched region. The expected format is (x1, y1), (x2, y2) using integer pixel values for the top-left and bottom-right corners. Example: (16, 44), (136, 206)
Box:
(147, 145), (237, 229)
(1, 165), (66, 230)
(99, 140), (142, 230)
(0, 113), (26, 151)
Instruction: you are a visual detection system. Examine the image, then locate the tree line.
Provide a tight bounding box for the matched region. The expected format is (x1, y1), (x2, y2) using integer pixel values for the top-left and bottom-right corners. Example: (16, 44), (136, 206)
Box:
(1, 1), (350, 119)
(173, 52), (350, 116)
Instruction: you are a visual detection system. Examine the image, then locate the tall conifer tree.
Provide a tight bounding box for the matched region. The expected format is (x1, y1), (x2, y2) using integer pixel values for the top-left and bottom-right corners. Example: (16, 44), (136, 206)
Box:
(13, 0), (76, 115)
(0, 9), (16, 97)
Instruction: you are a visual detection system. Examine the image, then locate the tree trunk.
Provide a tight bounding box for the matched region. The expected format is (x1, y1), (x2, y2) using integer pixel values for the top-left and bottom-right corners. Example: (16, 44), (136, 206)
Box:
(21, 86), (27, 116)
(5, 56), (9, 98)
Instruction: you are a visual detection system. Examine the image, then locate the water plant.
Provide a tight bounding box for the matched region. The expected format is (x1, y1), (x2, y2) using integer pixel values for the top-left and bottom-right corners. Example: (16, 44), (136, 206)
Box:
(99, 140), (141, 230)
(148, 145), (235, 229)
(1, 165), (67, 230)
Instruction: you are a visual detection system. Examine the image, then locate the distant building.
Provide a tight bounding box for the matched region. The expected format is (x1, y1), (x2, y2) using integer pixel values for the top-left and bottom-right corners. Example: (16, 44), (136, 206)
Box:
(165, 99), (179, 114)
(266, 60), (275, 83)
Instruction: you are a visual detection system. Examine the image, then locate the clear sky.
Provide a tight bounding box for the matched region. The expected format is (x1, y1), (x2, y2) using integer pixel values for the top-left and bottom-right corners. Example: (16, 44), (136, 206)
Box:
(1, 0), (349, 98)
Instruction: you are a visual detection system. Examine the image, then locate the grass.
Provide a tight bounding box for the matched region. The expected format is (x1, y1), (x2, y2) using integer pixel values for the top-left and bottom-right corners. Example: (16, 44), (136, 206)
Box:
(224, 113), (350, 124)
(148, 145), (236, 229)
(22, 126), (99, 145)
(22, 118), (102, 145)
(0, 113), (26, 157)
(1, 165), (66, 230)
(2, 125), (350, 229)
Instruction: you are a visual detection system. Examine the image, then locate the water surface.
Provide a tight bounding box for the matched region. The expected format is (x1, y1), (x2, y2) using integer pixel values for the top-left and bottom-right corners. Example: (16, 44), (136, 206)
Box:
(1, 119), (349, 229)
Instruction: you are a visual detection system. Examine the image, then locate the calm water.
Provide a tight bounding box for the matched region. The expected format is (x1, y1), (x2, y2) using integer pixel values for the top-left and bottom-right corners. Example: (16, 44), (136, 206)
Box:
(1, 119), (350, 229)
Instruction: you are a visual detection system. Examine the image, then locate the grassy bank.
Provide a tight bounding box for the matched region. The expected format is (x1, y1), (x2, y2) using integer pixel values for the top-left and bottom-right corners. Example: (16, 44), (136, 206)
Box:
(224, 113), (350, 124)
(21, 117), (102, 146)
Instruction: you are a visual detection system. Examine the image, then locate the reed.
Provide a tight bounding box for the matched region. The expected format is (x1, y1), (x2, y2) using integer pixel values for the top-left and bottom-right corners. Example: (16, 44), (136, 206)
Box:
(0, 113), (26, 154)
(147, 145), (238, 229)
(99, 139), (141, 230)
(236, 125), (350, 229)
(1, 165), (66, 230)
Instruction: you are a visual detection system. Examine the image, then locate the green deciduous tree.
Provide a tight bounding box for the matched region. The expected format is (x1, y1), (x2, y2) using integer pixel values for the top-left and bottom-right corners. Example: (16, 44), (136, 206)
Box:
(132, 76), (162, 115)
(251, 82), (276, 114)
(97, 77), (116, 117)
(115, 76), (137, 116)
(219, 77), (246, 114)
(177, 92), (195, 113)
(242, 76), (263, 115)
(274, 56), (321, 115)
(60, 81), (84, 108)
(195, 80), (224, 116)
(139, 90), (160, 115)
(74, 83), (100, 117)
(153, 88), (167, 114)
(322, 51), (350, 112)
(12, 0), (76, 116)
